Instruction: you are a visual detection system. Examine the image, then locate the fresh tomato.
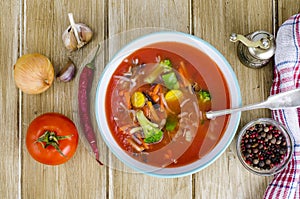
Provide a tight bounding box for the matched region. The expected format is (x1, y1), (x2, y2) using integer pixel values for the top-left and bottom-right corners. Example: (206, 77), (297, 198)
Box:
(26, 112), (79, 165)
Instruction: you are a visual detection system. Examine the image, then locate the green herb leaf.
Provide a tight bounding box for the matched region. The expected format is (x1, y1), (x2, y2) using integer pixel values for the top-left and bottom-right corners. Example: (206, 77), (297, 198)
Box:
(162, 72), (179, 90)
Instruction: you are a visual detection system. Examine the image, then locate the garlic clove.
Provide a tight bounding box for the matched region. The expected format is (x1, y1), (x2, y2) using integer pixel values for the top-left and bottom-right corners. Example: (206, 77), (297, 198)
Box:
(56, 60), (76, 82)
(78, 23), (93, 43)
(62, 27), (78, 51)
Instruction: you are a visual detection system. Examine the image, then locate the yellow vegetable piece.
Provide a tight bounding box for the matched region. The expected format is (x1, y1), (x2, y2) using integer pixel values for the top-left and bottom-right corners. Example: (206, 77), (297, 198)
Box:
(165, 90), (183, 102)
(165, 90), (183, 114)
(131, 91), (146, 108)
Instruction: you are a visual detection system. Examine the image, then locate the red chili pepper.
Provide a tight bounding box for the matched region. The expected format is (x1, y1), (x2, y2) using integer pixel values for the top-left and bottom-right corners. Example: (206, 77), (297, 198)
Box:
(78, 45), (103, 165)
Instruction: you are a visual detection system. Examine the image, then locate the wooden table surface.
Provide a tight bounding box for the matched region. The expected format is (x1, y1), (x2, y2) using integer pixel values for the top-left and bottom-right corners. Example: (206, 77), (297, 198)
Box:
(1, 1), (300, 198)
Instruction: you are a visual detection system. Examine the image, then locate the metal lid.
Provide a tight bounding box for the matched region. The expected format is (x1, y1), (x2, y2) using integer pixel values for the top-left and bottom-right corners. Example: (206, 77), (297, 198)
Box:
(247, 31), (276, 60)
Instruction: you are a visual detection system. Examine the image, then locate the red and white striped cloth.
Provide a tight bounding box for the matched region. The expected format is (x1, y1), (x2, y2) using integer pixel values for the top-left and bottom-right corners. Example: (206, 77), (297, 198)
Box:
(264, 14), (300, 199)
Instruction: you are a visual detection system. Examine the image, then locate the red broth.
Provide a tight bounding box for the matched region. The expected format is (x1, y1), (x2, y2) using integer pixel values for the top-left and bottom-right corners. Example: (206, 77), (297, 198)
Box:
(105, 42), (230, 168)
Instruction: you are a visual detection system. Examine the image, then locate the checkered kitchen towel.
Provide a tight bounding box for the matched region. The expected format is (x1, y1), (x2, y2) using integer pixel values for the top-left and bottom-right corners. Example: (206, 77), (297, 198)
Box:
(264, 14), (300, 199)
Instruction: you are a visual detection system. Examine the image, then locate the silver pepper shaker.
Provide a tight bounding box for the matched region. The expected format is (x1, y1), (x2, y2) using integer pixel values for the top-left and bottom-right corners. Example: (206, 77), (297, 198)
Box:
(230, 31), (276, 68)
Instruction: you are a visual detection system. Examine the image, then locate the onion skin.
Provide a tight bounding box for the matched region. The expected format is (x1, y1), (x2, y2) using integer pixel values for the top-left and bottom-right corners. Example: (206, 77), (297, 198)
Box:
(14, 53), (54, 94)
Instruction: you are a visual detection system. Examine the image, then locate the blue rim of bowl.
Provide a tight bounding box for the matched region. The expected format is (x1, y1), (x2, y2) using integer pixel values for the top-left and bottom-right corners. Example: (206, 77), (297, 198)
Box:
(95, 31), (242, 178)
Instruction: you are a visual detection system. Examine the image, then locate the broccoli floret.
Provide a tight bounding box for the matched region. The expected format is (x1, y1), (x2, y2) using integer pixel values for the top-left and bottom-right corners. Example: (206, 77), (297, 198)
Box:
(198, 90), (211, 102)
(144, 59), (172, 83)
(136, 110), (163, 144)
(159, 59), (172, 68)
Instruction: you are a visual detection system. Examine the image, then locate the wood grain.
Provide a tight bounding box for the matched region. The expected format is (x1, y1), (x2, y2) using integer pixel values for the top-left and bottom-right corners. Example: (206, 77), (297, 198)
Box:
(278, 0), (300, 25)
(0, 1), (20, 199)
(21, 0), (107, 198)
(192, 0), (274, 198)
(107, 1), (193, 199)
(1, 0), (299, 198)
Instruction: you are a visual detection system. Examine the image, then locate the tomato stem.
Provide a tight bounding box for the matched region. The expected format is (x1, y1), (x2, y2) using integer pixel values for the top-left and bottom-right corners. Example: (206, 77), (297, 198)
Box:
(36, 131), (72, 158)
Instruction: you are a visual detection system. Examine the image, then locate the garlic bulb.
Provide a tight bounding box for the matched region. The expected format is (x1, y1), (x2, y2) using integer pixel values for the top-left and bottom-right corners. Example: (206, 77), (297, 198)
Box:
(14, 54), (54, 94)
(62, 13), (93, 51)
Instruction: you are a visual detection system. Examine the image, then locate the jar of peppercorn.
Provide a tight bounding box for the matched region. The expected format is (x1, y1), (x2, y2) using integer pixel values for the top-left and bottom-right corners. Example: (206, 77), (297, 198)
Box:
(236, 118), (294, 176)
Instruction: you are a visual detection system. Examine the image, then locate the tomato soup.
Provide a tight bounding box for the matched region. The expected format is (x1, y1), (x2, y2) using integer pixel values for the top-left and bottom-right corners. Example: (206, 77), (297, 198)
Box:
(105, 42), (230, 168)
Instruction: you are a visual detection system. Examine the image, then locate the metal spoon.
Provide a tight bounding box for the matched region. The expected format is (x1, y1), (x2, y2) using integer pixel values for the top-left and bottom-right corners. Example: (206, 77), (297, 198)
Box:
(206, 88), (300, 119)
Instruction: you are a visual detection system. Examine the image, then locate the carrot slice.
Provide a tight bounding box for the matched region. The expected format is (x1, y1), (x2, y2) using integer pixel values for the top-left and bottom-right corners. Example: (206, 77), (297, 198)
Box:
(123, 91), (132, 109)
(153, 84), (162, 94)
(178, 61), (192, 87)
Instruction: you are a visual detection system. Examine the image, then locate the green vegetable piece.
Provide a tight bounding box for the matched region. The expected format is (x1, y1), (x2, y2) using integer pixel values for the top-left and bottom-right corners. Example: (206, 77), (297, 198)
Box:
(165, 115), (178, 131)
(144, 59), (172, 83)
(144, 131), (163, 144)
(198, 90), (211, 102)
(136, 110), (163, 144)
(162, 72), (179, 90)
(160, 59), (172, 68)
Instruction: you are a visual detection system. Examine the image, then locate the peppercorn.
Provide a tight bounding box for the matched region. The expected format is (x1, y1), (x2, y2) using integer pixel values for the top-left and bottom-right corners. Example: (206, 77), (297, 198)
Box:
(252, 143), (258, 148)
(240, 122), (288, 170)
(271, 138), (276, 144)
(257, 134), (262, 139)
(265, 159), (271, 165)
(244, 152), (250, 158)
(267, 134), (273, 139)
(259, 161), (265, 167)
(279, 149), (286, 155)
(282, 141), (287, 146)
(253, 159), (259, 164)
(253, 148), (259, 154)
(276, 140), (281, 145)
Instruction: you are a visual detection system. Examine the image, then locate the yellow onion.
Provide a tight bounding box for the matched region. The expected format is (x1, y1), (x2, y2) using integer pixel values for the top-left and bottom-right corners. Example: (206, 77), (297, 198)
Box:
(14, 53), (54, 94)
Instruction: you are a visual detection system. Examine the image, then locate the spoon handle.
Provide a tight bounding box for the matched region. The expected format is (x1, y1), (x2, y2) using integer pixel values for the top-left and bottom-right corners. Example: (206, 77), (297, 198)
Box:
(206, 89), (300, 119)
(206, 101), (268, 119)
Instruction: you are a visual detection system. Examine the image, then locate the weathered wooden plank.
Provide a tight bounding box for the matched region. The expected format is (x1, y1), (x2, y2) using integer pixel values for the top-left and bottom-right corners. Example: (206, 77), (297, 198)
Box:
(193, 1), (274, 198)
(107, 1), (193, 199)
(4, 0), (297, 198)
(278, 0), (300, 24)
(21, 0), (107, 198)
(0, 1), (20, 199)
